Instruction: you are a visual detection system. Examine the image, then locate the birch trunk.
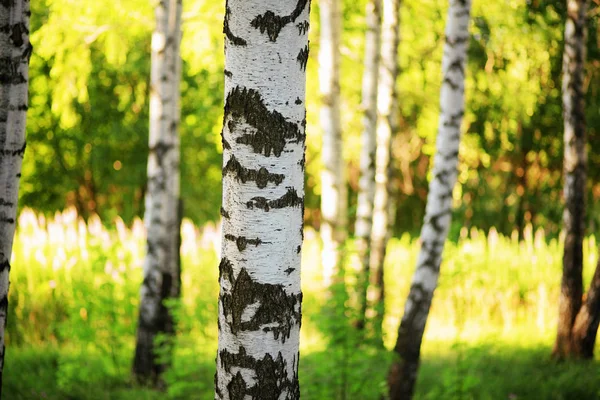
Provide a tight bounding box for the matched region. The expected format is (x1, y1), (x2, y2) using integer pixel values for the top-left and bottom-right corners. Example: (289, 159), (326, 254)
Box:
(354, 0), (381, 330)
(571, 258), (600, 357)
(133, 0), (182, 383)
(388, 1), (471, 398)
(553, 0), (588, 360)
(319, 0), (347, 288)
(0, 0), (30, 393)
(214, 1), (310, 398)
(366, 0), (400, 338)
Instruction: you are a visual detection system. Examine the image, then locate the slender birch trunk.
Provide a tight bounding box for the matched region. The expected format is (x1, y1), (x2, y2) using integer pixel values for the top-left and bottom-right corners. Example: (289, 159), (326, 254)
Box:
(214, 1), (310, 398)
(388, 1), (471, 398)
(553, 0), (588, 360)
(354, 0), (381, 330)
(366, 0), (401, 338)
(319, 0), (347, 288)
(133, 0), (182, 383)
(0, 0), (30, 393)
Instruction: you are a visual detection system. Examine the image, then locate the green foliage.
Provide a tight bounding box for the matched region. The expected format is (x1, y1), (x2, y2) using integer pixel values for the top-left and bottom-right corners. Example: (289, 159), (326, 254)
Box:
(4, 210), (600, 398)
(21, 0), (600, 236)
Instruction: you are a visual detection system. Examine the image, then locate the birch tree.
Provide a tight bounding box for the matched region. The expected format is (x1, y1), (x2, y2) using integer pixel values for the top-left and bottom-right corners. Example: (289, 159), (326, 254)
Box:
(214, 0), (310, 398)
(319, 0), (347, 288)
(354, 0), (381, 329)
(553, 0), (600, 360)
(366, 0), (401, 338)
(133, 0), (182, 383)
(388, 1), (471, 398)
(0, 0), (30, 393)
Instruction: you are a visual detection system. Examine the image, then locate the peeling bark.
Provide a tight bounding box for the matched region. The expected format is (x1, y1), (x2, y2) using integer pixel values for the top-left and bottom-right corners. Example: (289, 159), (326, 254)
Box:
(0, 0), (30, 393)
(389, 1), (471, 398)
(319, 0), (347, 289)
(215, 1), (310, 398)
(367, 0), (401, 339)
(553, 0), (591, 360)
(133, 0), (182, 384)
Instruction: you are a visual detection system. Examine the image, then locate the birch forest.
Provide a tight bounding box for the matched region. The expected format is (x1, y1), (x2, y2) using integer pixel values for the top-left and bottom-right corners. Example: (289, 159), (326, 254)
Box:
(2, 0), (600, 399)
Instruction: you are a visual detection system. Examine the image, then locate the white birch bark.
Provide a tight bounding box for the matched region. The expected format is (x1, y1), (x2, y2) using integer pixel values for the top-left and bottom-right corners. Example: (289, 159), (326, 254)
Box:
(0, 0), (30, 392)
(389, 1), (471, 398)
(354, 0), (381, 327)
(319, 0), (347, 288)
(553, 0), (588, 359)
(215, 1), (310, 398)
(133, 0), (182, 382)
(366, 0), (401, 334)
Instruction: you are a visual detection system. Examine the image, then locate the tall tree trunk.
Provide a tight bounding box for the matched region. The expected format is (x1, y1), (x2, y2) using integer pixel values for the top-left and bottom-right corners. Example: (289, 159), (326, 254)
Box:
(214, 1), (310, 398)
(320, 0), (347, 288)
(366, 0), (401, 339)
(133, 0), (182, 384)
(553, 0), (587, 360)
(354, 0), (381, 330)
(388, 1), (471, 398)
(0, 0), (30, 394)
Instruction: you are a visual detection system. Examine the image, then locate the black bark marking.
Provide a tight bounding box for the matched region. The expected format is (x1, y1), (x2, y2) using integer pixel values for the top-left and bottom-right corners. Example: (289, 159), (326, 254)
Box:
(0, 260), (9, 273)
(224, 69), (233, 78)
(250, 0), (309, 41)
(296, 21), (309, 35)
(148, 141), (173, 167)
(0, 57), (26, 85)
(224, 86), (304, 157)
(296, 246), (301, 254)
(0, 142), (25, 157)
(285, 268), (295, 274)
(224, 234), (264, 252)
(296, 45), (309, 71)
(294, 97), (302, 105)
(220, 265), (302, 342)
(222, 138), (231, 150)
(224, 5), (247, 46)
(220, 347), (300, 399)
(0, 199), (14, 207)
(246, 188), (303, 211)
(222, 155), (285, 189)
(220, 207), (230, 219)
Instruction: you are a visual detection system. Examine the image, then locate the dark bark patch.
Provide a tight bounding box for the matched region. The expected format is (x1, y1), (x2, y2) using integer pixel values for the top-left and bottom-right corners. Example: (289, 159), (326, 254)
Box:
(224, 69), (233, 78)
(0, 198), (14, 207)
(246, 188), (303, 211)
(220, 346), (300, 399)
(285, 268), (295, 274)
(250, 0), (309, 41)
(296, 21), (309, 35)
(225, 234), (264, 251)
(0, 142), (26, 157)
(221, 267), (302, 342)
(223, 155), (285, 189)
(0, 260), (10, 273)
(0, 56), (26, 85)
(220, 207), (230, 219)
(297, 45), (309, 71)
(295, 97), (302, 105)
(225, 87), (304, 157)
(224, 5), (247, 46)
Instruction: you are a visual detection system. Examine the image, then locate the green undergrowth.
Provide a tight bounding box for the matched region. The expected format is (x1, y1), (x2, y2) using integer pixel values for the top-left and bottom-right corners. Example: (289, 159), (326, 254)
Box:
(5, 210), (600, 398)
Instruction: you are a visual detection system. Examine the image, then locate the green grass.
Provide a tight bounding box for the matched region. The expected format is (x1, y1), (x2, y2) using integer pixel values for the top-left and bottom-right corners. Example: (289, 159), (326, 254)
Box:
(4, 209), (600, 399)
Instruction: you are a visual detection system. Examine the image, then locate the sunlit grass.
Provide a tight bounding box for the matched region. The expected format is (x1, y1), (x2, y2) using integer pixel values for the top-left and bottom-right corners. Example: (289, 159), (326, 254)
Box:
(5, 208), (600, 399)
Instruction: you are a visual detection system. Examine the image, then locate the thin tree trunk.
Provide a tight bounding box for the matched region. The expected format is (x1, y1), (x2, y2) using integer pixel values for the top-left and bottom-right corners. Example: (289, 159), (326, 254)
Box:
(571, 257), (600, 357)
(214, 1), (310, 398)
(320, 0), (347, 288)
(389, 1), (471, 398)
(354, 0), (381, 330)
(0, 1), (30, 394)
(133, 0), (182, 384)
(367, 0), (401, 339)
(553, 0), (587, 360)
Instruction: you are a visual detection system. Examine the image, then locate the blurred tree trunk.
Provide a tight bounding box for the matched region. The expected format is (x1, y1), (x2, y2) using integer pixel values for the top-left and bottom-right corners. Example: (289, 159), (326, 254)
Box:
(214, 1), (309, 398)
(553, 0), (589, 360)
(320, 0), (347, 288)
(133, 0), (182, 385)
(388, 1), (471, 398)
(366, 0), (401, 339)
(571, 258), (600, 357)
(0, 0), (30, 394)
(354, 0), (381, 330)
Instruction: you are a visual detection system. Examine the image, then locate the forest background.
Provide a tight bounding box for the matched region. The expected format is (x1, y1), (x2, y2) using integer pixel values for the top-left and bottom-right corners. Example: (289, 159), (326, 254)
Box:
(5, 0), (600, 399)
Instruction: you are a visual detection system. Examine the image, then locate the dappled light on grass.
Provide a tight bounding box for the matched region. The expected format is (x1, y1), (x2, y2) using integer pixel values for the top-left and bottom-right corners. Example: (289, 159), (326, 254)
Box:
(4, 209), (600, 398)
